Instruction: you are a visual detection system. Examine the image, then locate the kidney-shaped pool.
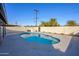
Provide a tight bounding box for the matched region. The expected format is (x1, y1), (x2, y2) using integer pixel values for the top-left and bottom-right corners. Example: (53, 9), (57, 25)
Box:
(20, 32), (60, 44)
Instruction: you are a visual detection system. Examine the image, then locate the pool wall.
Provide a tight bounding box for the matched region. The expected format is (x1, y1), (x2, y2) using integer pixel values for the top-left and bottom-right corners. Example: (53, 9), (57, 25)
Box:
(20, 32), (60, 44)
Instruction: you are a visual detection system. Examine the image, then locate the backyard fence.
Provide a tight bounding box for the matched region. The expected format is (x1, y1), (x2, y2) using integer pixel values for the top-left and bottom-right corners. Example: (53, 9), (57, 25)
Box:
(6, 26), (79, 35)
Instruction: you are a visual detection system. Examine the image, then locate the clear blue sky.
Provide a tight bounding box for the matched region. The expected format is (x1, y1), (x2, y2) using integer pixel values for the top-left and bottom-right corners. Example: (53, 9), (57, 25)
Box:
(5, 3), (79, 26)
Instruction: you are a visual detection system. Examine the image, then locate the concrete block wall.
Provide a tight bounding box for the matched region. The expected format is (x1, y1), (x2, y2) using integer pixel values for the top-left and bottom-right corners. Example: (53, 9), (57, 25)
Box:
(40, 26), (79, 34)
(6, 26), (79, 35)
(6, 26), (38, 32)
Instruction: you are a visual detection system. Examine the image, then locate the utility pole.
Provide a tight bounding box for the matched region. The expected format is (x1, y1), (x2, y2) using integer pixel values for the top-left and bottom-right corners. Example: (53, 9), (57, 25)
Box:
(15, 21), (18, 25)
(34, 9), (39, 26)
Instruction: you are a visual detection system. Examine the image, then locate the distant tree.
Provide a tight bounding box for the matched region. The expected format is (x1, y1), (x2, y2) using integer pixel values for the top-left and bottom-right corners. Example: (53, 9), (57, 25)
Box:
(39, 22), (48, 26)
(39, 18), (60, 27)
(49, 18), (60, 26)
(66, 20), (78, 26)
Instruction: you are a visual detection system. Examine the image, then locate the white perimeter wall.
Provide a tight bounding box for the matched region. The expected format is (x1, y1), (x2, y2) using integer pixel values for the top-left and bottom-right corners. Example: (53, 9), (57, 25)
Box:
(40, 26), (79, 34)
(6, 26), (79, 35)
(6, 26), (38, 32)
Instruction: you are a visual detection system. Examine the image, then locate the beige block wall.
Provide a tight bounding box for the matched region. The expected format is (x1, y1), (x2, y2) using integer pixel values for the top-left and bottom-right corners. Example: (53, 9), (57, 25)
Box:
(6, 26), (79, 35)
(6, 26), (38, 32)
(40, 27), (64, 33)
(40, 26), (79, 34)
(24, 27), (38, 32)
(6, 27), (25, 31)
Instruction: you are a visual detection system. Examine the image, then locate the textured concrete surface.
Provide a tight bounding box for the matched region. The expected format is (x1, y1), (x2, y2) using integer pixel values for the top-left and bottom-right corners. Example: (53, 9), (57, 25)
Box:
(0, 30), (79, 56)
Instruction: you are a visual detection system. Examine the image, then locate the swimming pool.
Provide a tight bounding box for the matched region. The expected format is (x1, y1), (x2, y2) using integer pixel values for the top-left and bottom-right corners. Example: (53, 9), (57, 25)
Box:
(20, 32), (60, 44)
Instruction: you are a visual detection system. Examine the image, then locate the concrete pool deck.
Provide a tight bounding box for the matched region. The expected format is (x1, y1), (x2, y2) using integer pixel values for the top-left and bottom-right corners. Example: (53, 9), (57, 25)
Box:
(0, 30), (79, 56)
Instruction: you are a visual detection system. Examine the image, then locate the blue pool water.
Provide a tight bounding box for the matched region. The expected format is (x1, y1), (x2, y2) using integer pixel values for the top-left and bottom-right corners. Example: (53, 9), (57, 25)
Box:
(20, 32), (60, 44)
